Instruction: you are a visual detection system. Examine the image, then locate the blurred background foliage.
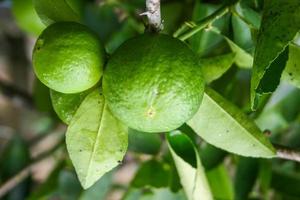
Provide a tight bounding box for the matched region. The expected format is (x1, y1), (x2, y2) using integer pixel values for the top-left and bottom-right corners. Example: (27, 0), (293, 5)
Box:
(0, 0), (300, 199)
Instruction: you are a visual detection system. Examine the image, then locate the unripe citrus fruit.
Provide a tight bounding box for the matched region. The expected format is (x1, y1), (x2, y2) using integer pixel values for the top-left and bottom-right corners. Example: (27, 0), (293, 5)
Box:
(103, 34), (204, 133)
(33, 22), (104, 94)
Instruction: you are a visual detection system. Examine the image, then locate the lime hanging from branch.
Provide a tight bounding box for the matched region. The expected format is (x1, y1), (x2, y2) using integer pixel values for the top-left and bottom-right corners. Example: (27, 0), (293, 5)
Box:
(103, 34), (204, 133)
(33, 22), (104, 94)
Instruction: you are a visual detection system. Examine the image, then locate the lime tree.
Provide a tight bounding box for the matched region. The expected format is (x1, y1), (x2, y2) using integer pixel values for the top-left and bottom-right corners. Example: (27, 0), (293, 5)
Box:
(33, 22), (104, 94)
(103, 34), (204, 133)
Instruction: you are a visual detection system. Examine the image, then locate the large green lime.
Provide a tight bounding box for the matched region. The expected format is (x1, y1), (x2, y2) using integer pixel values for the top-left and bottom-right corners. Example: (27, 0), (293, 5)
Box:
(33, 22), (104, 94)
(103, 34), (204, 133)
(12, 0), (45, 36)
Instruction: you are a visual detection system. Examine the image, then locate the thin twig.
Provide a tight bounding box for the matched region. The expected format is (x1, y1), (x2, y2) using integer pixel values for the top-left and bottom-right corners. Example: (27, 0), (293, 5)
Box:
(276, 145), (300, 163)
(0, 137), (64, 198)
(140, 0), (163, 31)
(174, 0), (239, 41)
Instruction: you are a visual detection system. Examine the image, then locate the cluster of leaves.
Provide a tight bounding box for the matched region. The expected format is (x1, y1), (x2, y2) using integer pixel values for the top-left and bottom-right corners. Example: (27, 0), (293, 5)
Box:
(2, 0), (300, 199)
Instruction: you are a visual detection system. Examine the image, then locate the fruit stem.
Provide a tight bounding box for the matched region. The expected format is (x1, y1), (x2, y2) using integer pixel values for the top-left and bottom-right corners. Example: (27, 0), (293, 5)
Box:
(174, 0), (239, 41)
(141, 0), (163, 32)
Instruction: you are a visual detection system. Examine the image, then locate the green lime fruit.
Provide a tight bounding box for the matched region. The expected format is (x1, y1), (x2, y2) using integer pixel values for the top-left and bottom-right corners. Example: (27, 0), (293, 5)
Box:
(50, 89), (90, 124)
(33, 22), (104, 94)
(103, 34), (204, 133)
(33, 0), (83, 25)
(12, 0), (45, 36)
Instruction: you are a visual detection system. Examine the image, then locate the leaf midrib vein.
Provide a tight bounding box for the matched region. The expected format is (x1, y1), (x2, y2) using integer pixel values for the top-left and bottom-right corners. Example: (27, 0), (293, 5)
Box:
(85, 99), (105, 185)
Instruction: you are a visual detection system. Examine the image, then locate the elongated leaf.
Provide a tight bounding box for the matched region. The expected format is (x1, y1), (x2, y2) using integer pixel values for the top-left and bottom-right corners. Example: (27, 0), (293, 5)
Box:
(66, 90), (128, 189)
(251, 0), (300, 109)
(282, 44), (300, 89)
(224, 37), (253, 68)
(187, 88), (276, 158)
(200, 53), (235, 83)
(128, 128), (161, 155)
(209, 29), (253, 68)
(33, 0), (83, 25)
(167, 131), (213, 200)
(200, 144), (227, 170)
(234, 158), (259, 200)
(271, 168), (300, 197)
(132, 159), (171, 188)
(79, 171), (113, 200)
(206, 164), (234, 200)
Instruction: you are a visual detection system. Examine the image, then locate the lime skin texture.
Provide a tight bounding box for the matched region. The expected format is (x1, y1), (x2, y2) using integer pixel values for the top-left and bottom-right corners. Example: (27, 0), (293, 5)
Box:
(33, 22), (104, 94)
(103, 34), (205, 133)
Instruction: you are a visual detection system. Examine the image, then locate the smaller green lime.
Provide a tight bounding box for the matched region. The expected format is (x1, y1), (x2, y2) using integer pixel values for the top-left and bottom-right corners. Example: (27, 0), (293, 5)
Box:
(33, 22), (104, 94)
(50, 89), (91, 124)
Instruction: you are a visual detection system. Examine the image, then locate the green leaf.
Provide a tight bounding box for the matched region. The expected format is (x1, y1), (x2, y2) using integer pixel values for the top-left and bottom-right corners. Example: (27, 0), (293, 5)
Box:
(234, 2), (261, 29)
(12, 0), (45, 36)
(208, 29), (253, 68)
(161, 2), (184, 34)
(271, 168), (300, 197)
(189, 3), (230, 56)
(206, 164), (234, 200)
(50, 89), (91, 124)
(224, 36), (253, 68)
(282, 44), (300, 89)
(251, 0), (300, 110)
(234, 158), (259, 200)
(200, 144), (227, 170)
(33, 0), (83, 25)
(200, 53), (235, 83)
(231, 14), (253, 51)
(79, 171), (113, 200)
(167, 131), (213, 200)
(187, 87), (276, 158)
(128, 129), (161, 155)
(66, 89), (128, 189)
(132, 159), (171, 188)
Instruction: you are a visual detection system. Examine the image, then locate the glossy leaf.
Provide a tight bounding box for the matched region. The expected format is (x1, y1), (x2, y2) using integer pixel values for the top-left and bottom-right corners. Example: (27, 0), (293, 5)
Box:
(209, 29), (253, 68)
(224, 36), (253, 68)
(66, 90), (128, 189)
(50, 89), (90, 124)
(206, 164), (234, 200)
(33, 0), (83, 25)
(251, 0), (300, 109)
(128, 128), (161, 155)
(271, 168), (300, 197)
(12, 0), (45, 36)
(234, 158), (259, 200)
(132, 159), (170, 188)
(282, 44), (300, 89)
(79, 171), (113, 200)
(187, 88), (276, 158)
(189, 3), (230, 56)
(167, 131), (213, 200)
(200, 143), (227, 170)
(200, 53), (235, 83)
